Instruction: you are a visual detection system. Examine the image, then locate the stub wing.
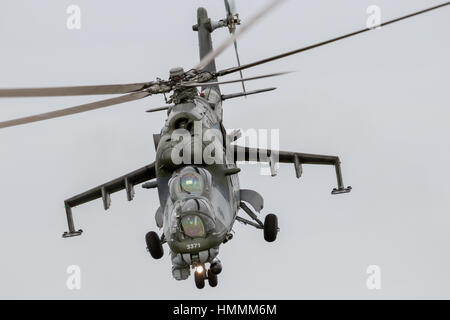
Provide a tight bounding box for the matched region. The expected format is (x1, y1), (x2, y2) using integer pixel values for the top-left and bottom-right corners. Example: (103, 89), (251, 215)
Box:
(232, 145), (351, 194)
(62, 162), (156, 238)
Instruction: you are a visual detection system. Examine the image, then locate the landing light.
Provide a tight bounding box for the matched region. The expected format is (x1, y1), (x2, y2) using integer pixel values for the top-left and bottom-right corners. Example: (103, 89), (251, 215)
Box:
(195, 265), (204, 274)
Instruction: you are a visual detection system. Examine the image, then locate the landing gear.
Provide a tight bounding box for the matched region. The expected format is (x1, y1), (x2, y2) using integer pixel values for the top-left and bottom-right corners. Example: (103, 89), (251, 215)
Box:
(194, 271), (205, 289)
(207, 269), (218, 287)
(264, 214), (278, 242)
(194, 264), (219, 289)
(238, 202), (279, 242)
(194, 266), (206, 289)
(210, 259), (222, 275)
(145, 231), (164, 259)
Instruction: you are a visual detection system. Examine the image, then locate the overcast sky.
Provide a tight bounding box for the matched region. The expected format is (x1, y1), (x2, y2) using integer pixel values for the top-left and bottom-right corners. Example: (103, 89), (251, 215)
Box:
(0, 0), (449, 299)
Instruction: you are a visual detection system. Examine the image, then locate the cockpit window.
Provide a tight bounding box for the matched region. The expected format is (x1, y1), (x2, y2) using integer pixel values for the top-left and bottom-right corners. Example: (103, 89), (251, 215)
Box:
(179, 173), (203, 195)
(168, 167), (212, 202)
(181, 215), (206, 238)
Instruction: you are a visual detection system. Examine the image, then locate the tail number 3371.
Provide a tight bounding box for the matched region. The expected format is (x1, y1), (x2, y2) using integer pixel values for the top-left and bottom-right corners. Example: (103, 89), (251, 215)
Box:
(187, 243), (201, 250)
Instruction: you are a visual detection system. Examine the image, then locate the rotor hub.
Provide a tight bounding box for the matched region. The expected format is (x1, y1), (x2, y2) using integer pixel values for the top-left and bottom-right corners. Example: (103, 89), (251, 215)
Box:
(169, 67), (185, 80)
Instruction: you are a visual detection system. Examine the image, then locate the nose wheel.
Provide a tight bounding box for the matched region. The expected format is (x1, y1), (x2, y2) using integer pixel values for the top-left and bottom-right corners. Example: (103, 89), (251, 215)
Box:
(194, 270), (205, 289)
(194, 265), (219, 289)
(207, 269), (218, 287)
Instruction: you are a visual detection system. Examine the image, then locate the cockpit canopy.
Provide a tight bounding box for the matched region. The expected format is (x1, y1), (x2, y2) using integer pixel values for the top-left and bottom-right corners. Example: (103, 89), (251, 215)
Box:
(180, 214), (205, 238)
(170, 197), (216, 240)
(167, 166), (215, 240)
(169, 166), (212, 201)
(180, 172), (203, 195)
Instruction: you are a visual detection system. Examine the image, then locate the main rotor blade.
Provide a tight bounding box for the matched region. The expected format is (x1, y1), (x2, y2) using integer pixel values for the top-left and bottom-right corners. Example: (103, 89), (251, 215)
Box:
(224, 0), (237, 16)
(0, 82), (152, 97)
(194, 0), (286, 71)
(221, 87), (277, 100)
(182, 71), (292, 87)
(216, 2), (450, 77)
(0, 91), (150, 129)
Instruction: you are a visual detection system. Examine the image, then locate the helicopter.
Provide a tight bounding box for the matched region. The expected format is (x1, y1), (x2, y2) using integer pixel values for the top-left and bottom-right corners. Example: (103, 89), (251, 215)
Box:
(0, 0), (448, 289)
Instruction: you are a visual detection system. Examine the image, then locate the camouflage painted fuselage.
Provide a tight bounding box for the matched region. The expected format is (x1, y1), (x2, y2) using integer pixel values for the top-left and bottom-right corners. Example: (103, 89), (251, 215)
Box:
(154, 88), (240, 280)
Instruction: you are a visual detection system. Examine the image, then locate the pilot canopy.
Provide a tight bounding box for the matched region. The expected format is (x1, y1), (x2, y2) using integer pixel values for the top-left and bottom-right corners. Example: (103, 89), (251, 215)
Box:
(167, 167), (216, 240)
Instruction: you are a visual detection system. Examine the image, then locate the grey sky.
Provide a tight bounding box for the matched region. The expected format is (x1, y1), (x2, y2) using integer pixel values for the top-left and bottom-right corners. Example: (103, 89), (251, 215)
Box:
(0, 0), (449, 299)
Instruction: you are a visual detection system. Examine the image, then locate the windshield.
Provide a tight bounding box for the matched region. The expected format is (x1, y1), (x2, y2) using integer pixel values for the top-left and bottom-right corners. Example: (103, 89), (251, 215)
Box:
(179, 172), (203, 195)
(181, 215), (206, 238)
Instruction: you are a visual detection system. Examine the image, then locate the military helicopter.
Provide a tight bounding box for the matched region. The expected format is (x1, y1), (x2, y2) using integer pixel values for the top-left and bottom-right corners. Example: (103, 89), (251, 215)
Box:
(0, 0), (448, 289)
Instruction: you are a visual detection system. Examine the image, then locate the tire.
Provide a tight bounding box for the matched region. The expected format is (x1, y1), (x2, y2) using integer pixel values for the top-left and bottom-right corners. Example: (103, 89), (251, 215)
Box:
(195, 270), (205, 289)
(264, 214), (278, 242)
(145, 231), (164, 259)
(210, 260), (222, 275)
(208, 269), (218, 287)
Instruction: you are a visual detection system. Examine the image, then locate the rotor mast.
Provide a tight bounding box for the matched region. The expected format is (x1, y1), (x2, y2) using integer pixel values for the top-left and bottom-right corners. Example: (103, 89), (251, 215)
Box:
(193, 8), (219, 80)
(193, 7), (223, 119)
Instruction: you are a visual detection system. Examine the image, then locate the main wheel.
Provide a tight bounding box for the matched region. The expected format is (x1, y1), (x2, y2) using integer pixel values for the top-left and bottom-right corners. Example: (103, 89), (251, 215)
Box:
(264, 214), (278, 242)
(145, 231), (164, 259)
(208, 269), (218, 287)
(195, 270), (205, 289)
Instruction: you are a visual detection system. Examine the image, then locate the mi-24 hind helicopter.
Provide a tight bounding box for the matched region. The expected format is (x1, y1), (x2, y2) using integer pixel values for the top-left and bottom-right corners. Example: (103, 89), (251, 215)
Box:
(0, 0), (448, 289)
